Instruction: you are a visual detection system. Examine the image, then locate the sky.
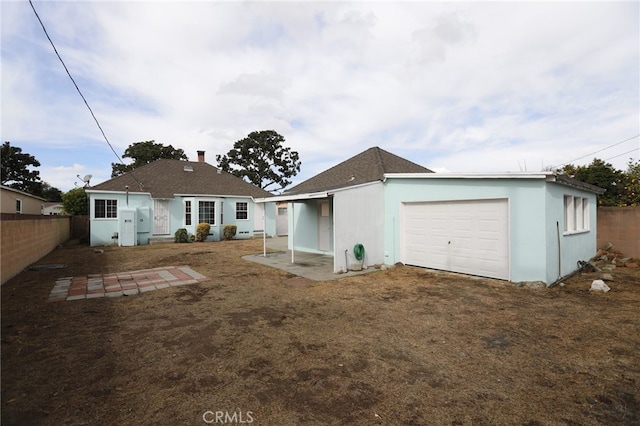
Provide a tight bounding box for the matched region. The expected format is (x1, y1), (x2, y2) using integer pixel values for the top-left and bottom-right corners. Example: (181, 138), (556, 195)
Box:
(2, 0), (639, 193)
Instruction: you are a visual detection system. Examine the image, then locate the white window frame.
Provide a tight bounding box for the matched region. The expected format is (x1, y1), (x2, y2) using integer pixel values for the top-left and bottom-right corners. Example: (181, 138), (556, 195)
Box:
(235, 202), (248, 220)
(564, 195), (589, 234)
(198, 200), (216, 226)
(94, 199), (118, 219)
(184, 200), (192, 226)
(15, 198), (22, 214)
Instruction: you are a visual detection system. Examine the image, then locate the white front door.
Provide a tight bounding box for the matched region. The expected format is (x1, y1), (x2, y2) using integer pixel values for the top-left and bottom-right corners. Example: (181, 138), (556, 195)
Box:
(318, 201), (330, 252)
(153, 200), (170, 235)
(276, 205), (288, 236)
(402, 199), (509, 280)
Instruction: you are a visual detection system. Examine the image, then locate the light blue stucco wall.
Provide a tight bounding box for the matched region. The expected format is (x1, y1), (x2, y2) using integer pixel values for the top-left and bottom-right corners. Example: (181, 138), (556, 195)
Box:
(544, 183), (598, 283)
(288, 198), (333, 254)
(88, 192), (153, 246)
(383, 177), (599, 283)
(88, 191), (273, 246)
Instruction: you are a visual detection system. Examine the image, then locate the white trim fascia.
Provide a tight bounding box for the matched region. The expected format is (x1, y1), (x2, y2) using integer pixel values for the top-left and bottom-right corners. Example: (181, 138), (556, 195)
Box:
(255, 191), (329, 204)
(384, 172), (553, 180)
(326, 180), (382, 194)
(174, 193), (267, 200)
(85, 189), (152, 196)
(255, 180), (382, 203)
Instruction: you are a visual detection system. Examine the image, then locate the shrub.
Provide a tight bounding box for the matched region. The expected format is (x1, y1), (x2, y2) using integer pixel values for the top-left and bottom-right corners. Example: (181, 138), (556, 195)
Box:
(174, 228), (189, 243)
(196, 223), (211, 242)
(222, 225), (237, 240)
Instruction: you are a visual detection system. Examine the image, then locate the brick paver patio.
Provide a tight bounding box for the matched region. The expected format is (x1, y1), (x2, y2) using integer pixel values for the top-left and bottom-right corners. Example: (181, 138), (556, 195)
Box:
(47, 266), (209, 302)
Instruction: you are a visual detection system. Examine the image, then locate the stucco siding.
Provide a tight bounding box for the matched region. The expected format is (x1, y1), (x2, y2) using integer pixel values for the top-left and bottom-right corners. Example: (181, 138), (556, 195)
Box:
(384, 177), (599, 284)
(89, 192), (152, 246)
(545, 184), (598, 284)
(384, 178), (550, 282)
(288, 199), (329, 254)
(332, 183), (385, 272)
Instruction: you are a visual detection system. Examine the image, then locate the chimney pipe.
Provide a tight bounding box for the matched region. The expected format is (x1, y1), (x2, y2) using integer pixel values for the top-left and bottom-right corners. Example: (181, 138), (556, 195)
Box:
(197, 150), (205, 163)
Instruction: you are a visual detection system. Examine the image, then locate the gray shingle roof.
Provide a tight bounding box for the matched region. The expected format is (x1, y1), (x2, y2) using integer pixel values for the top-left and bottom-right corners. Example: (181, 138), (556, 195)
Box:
(285, 146), (432, 194)
(90, 159), (272, 199)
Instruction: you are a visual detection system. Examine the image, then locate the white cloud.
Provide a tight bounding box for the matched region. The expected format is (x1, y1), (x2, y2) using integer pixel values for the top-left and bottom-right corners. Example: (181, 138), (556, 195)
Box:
(1, 1), (638, 192)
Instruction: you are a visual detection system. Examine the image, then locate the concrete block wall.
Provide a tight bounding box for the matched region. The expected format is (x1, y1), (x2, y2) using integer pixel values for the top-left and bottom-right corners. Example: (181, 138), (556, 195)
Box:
(1, 215), (71, 284)
(597, 207), (640, 258)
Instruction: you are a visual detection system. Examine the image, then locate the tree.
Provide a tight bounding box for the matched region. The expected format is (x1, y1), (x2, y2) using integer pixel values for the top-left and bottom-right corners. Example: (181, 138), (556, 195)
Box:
(111, 140), (188, 177)
(216, 130), (301, 191)
(621, 159), (640, 206)
(1, 141), (42, 194)
(41, 182), (63, 202)
(61, 188), (88, 215)
(559, 158), (634, 206)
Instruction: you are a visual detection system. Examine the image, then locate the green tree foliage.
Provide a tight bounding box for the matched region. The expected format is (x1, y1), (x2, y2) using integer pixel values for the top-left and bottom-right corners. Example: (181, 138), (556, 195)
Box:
(1, 141), (42, 195)
(111, 140), (188, 177)
(216, 130), (301, 191)
(560, 158), (639, 206)
(61, 188), (88, 215)
(622, 159), (640, 206)
(41, 182), (63, 202)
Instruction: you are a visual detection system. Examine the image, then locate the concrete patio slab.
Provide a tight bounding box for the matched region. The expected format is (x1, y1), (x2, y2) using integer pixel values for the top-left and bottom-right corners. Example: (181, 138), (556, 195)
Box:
(243, 236), (378, 282)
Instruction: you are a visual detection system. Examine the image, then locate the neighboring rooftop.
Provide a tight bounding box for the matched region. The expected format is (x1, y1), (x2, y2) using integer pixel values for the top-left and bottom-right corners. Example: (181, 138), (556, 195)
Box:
(285, 146), (432, 194)
(89, 159), (272, 199)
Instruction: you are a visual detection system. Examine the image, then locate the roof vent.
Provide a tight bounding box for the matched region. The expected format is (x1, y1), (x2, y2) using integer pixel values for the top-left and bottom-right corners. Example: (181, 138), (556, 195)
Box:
(217, 168), (222, 174)
(184, 165), (194, 172)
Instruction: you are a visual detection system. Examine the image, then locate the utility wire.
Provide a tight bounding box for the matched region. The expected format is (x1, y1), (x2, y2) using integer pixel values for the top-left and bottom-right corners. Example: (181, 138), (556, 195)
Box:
(29, 0), (142, 189)
(553, 134), (640, 168)
(603, 147), (640, 163)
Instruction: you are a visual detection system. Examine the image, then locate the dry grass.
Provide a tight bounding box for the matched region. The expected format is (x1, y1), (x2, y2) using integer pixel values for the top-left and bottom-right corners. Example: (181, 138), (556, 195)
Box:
(2, 239), (639, 425)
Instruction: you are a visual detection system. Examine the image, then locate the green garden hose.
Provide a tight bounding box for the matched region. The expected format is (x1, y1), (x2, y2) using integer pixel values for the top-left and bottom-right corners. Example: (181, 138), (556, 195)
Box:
(354, 243), (365, 261)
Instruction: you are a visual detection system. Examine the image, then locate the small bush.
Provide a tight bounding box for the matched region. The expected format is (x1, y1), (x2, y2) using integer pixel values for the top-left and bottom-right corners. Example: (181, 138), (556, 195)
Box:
(222, 225), (237, 240)
(174, 228), (189, 243)
(196, 223), (211, 242)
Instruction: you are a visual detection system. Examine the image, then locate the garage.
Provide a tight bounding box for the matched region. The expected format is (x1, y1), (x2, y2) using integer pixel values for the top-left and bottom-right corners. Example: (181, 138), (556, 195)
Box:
(402, 198), (510, 280)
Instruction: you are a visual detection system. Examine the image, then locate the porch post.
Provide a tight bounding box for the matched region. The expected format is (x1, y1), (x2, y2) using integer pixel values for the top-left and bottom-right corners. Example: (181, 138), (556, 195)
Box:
(262, 204), (267, 257)
(291, 202), (295, 263)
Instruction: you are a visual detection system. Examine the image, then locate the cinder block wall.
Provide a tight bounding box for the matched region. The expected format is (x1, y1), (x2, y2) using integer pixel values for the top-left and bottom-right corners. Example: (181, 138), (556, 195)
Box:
(1, 215), (71, 284)
(597, 207), (640, 258)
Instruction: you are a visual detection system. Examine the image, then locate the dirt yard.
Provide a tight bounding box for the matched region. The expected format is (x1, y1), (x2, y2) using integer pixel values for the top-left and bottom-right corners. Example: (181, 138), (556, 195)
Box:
(2, 239), (639, 425)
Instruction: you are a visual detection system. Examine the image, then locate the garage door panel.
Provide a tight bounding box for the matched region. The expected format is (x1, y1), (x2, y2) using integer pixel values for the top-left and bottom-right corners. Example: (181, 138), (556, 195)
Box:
(403, 199), (509, 280)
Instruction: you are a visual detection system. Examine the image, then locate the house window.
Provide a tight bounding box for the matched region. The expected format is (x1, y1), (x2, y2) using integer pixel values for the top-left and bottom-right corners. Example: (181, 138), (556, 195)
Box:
(199, 201), (215, 225)
(564, 195), (589, 233)
(95, 199), (118, 218)
(278, 207), (287, 216)
(15, 199), (22, 214)
(185, 201), (192, 226)
(236, 202), (248, 220)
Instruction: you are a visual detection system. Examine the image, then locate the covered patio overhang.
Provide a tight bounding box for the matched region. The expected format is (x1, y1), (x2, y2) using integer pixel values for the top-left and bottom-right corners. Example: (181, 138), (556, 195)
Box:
(254, 191), (330, 263)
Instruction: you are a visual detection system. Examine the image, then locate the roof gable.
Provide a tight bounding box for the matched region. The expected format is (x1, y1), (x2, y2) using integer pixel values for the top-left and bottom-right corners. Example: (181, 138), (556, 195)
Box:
(286, 147), (432, 194)
(89, 159), (272, 199)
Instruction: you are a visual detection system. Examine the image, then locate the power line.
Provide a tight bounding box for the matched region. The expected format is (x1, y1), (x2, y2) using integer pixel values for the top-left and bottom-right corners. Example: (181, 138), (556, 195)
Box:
(28, 0), (142, 189)
(603, 147), (640, 163)
(553, 134), (639, 168)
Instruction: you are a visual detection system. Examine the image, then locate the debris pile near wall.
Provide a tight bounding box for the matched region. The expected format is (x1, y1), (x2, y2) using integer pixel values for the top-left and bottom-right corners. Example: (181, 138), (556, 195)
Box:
(590, 242), (639, 271)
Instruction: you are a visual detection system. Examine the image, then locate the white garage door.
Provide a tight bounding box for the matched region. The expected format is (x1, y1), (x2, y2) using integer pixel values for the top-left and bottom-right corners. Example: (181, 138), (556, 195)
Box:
(402, 199), (509, 280)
